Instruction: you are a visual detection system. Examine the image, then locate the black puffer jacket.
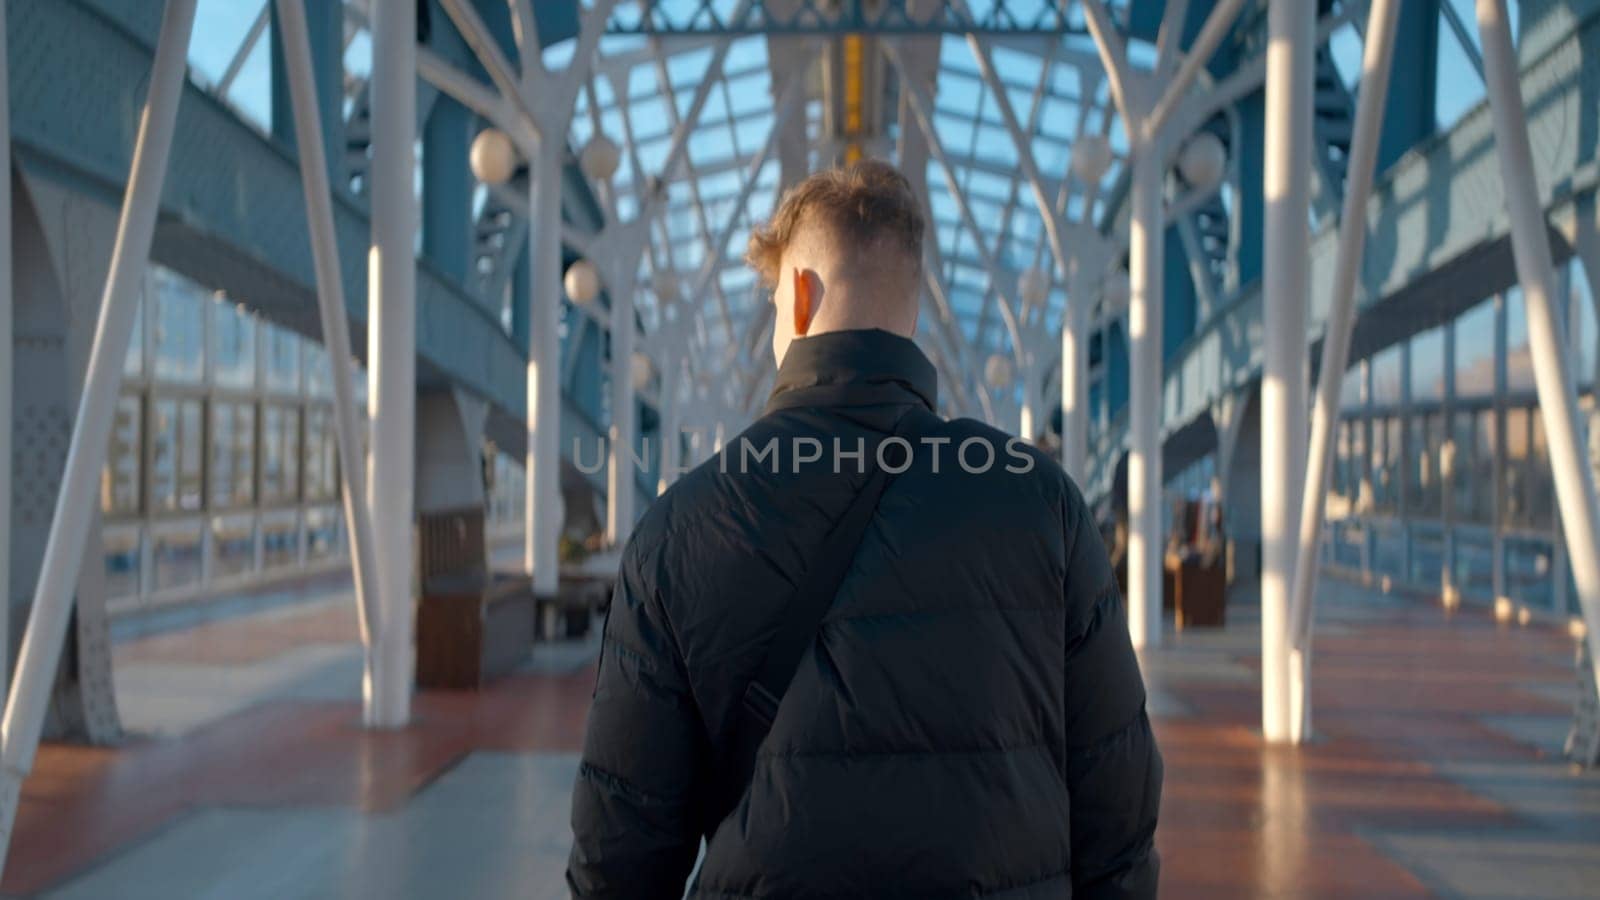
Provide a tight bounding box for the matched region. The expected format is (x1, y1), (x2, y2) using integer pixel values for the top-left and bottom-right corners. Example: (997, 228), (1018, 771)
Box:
(568, 330), (1161, 899)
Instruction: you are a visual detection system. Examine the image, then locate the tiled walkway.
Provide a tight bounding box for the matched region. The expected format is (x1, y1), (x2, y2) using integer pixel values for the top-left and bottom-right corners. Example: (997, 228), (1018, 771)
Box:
(5, 576), (1598, 898)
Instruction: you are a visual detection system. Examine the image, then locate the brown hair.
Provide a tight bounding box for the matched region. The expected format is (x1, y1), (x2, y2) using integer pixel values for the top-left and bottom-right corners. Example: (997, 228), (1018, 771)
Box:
(745, 159), (925, 288)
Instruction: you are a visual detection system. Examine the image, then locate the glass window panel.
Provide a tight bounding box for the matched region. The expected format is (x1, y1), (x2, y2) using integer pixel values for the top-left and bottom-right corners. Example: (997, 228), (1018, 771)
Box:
(1330, 419), (1353, 514)
(1404, 415), (1431, 518)
(1505, 287), (1536, 392)
(1331, 521), (1364, 568)
(210, 513), (257, 580)
(305, 506), (342, 560)
(151, 522), (203, 592)
(261, 512), (300, 569)
(1373, 521), (1404, 577)
(1348, 418), (1367, 514)
(1409, 524), (1445, 586)
(124, 293), (144, 378)
(209, 400), (255, 508)
(1572, 257), (1597, 389)
(102, 525), (142, 601)
(1371, 416), (1402, 515)
(1371, 345), (1402, 406)
(148, 396), (204, 513)
(1410, 328), (1445, 402)
(1504, 536), (1555, 611)
(1528, 413), (1554, 530)
(1454, 298), (1496, 396)
(260, 404), (301, 504)
(1471, 409), (1496, 524)
(304, 345), (333, 400)
(102, 394), (142, 516)
(179, 399), (204, 510)
(1339, 362), (1363, 409)
(1454, 532), (1495, 600)
(264, 325), (301, 394)
(212, 300), (256, 389)
(303, 406), (339, 502)
(1502, 406), (1554, 530)
(152, 270), (206, 383)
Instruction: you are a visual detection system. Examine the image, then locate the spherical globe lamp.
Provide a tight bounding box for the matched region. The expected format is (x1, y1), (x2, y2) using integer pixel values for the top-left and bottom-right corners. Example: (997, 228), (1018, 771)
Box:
(1177, 131), (1227, 191)
(1070, 134), (1114, 185)
(469, 128), (518, 185)
(984, 353), (1014, 389)
(580, 134), (622, 182)
(630, 350), (654, 391)
(563, 259), (601, 306)
(1018, 268), (1050, 308)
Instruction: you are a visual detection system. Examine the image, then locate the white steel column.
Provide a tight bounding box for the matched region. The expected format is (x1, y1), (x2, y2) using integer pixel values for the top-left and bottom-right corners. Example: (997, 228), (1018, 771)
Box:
(607, 279), (637, 544)
(1061, 265), (1090, 480)
(1261, 0), (1314, 744)
(277, 0), (384, 724)
(366, 0), (416, 728)
(1284, 0), (1402, 744)
(1081, 0), (1246, 648)
(1127, 140), (1164, 651)
(0, 0), (198, 868)
(658, 355), (682, 493)
(527, 144), (563, 597)
(1478, 0), (1600, 691)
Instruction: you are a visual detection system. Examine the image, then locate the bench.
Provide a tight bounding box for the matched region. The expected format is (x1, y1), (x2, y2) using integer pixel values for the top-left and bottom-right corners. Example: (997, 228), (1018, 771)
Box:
(414, 508), (535, 689)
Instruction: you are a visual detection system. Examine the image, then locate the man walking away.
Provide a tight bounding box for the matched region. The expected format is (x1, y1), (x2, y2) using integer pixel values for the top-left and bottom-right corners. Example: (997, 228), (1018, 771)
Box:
(568, 159), (1161, 899)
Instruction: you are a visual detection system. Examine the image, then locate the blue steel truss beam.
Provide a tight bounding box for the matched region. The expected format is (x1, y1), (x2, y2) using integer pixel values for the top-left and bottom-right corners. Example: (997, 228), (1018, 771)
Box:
(606, 0), (1087, 35)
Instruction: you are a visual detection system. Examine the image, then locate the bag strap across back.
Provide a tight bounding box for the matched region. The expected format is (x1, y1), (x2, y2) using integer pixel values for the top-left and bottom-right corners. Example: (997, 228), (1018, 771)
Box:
(709, 407), (932, 827)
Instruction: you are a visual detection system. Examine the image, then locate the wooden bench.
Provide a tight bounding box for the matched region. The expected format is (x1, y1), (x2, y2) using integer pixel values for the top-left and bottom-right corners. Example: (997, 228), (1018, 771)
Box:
(414, 508), (535, 689)
(1171, 554), (1227, 630)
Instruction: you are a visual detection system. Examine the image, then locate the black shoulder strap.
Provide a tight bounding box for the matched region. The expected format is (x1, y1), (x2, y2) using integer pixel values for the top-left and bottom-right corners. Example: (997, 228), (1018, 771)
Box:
(709, 408), (930, 827)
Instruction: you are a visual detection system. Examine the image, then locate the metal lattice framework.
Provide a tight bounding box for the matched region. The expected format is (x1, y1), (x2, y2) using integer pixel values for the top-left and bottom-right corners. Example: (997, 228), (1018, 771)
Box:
(605, 0), (1085, 35)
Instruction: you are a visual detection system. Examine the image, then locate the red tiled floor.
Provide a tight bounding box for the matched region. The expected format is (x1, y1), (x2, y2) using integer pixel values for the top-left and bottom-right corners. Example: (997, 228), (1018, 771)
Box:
(4, 666), (597, 895)
(5, 577), (1591, 896)
(116, 602), (362, 666)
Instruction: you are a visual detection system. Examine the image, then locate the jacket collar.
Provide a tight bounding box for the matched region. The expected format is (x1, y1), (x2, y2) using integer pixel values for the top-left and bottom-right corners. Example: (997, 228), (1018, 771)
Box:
(763, 328), (938, 415)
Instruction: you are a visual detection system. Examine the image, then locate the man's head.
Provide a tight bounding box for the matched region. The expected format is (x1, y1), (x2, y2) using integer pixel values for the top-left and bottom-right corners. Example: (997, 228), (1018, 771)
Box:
(747, 159), (925, 364)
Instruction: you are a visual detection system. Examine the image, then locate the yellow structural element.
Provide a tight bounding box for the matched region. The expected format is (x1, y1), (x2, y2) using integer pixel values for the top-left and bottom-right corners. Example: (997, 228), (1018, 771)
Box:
(844, 34), (864, 163)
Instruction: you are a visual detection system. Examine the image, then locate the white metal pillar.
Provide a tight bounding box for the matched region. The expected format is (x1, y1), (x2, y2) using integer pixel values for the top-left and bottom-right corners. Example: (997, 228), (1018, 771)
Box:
(1285, 0), (1402, 745)
(1127, 139), (1164, 651)
(1260, 0), (1314, 744)
(527, 143), (564, 597)
(607, 278), (637, 545)
(0, 0), (198, 868)
(1019, 368), (1039, 444)
(366, 0), (417, 728)
(658, 354), (682, 493)
(276, 0), (385, 724)
(1061, 265), (1090, 480)
(1081, 0), (1246, 648)
(1478, 0), (1600, 691)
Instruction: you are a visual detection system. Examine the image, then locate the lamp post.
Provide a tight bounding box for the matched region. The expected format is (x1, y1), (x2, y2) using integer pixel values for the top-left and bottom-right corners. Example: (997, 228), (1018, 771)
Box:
(1016, 268), (1050, 442)
(1080, 0), (1248, 652)
(574, 132), (644, 546)
(1061, 137), (1116, 481)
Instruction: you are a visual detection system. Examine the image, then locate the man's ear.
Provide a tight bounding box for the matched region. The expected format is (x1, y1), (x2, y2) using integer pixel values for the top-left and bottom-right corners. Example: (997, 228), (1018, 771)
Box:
(793, 267), (822, 336)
